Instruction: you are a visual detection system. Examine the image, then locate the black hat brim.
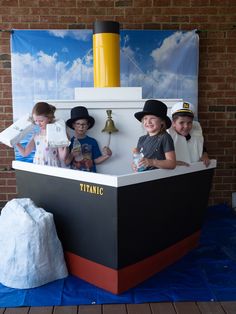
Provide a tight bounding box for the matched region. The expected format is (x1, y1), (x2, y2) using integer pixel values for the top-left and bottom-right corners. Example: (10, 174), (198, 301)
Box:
(66, 116), (95, 130)
(134, 111), (172, 129)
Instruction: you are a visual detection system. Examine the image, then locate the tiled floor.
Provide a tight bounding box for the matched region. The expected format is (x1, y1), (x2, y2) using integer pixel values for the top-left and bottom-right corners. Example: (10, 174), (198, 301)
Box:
(2, 301), (236, 314)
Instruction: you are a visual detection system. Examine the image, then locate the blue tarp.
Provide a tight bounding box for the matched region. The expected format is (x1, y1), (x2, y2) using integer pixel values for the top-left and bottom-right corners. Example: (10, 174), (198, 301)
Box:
(0, 203), (236, 307)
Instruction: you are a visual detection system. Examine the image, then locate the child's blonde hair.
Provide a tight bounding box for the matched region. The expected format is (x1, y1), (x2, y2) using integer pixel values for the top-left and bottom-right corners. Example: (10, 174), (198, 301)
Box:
(32, 102), (56, 123)
(142, 116), (167, 135)
(159, 118), (167, 134)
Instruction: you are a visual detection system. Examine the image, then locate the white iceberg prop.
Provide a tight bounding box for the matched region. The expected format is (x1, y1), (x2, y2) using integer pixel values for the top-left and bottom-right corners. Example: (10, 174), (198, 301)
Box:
(0, 198), (68, 289)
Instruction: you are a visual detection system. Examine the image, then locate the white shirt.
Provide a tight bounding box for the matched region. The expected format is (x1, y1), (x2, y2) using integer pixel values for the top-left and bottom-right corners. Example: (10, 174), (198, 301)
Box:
(168, 121), (204, 164)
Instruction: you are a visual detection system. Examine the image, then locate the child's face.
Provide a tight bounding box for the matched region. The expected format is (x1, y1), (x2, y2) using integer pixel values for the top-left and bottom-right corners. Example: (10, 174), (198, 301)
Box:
(73, 119), (89, 137)
(172, 116), (193, 137)
(142, 115), (163, 136)
(33, 114), (50, 130)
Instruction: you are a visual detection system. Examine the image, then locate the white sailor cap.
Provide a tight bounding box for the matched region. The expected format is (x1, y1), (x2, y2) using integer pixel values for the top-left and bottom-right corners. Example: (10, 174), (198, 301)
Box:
(171, 101), (195, 117)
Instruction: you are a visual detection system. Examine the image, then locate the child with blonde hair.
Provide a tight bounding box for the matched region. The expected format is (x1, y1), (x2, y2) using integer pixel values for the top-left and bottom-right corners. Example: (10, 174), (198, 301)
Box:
(133, 99), (176, 171)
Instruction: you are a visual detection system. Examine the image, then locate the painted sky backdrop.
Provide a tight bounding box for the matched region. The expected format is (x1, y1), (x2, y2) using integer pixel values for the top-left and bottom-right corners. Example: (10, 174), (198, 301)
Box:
(11, 29), (199, 120)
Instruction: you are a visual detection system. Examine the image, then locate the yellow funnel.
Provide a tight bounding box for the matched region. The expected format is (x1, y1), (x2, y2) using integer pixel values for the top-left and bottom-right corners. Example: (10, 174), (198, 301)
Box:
(93, 21), (120, 87)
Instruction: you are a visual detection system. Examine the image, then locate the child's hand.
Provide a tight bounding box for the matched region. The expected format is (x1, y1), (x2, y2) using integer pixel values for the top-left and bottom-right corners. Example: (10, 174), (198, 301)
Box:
(131, 161), (138, 172)
(84, 159), (93, 169)
(71, 149), (80, 158)
(73, 160), (81, 169)
(176, 160), (190, 166)
(200, 155), (210, 167)
(58, 146), (68, 161)
(138, 157), (149, 168)
(102, 146), (112, 157)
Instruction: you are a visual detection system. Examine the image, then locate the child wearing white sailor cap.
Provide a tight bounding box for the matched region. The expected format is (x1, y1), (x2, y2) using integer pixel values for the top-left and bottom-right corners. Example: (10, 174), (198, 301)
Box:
(168, 101), (210, 167)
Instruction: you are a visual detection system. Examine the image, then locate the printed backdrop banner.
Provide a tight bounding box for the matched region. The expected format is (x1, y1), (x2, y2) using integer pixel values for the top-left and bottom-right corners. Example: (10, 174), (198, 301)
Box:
(10, 29), (199, 120)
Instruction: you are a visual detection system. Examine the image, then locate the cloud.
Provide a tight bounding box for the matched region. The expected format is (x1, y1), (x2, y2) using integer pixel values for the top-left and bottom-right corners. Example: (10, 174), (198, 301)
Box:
(119, 30), (198, 104)
(150, 30), (198, 75)
(120, 46), (198, 105)
(62, 47), (69, 53)
(37, 51), (58, 68)
(48, 30), (92, 41)
(11, 30), (198, 120)
(11, 50), (93, 119)
(121, 46), (135, 59)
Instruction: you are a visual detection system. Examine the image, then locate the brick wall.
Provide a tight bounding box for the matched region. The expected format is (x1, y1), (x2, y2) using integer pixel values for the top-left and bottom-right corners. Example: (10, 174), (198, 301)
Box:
(0, 0), (235, 207)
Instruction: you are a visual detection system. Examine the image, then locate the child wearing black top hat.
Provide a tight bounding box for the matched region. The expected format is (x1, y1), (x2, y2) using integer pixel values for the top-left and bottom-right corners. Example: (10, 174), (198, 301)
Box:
(133, 99), (176, 171)
(65, 106), (112, 172)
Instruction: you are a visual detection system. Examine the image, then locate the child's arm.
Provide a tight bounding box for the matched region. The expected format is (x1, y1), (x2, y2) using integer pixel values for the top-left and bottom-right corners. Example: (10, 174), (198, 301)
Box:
(58, 146), (69, 163)
(200, 151), (210, 167)
(15, 137), (35, 157)
(176, 160), (190, 166)
(138, 151), (176, 170)
(64, 148), (86, 168)
(64, 150), (74, 166)
(94, 146), (112, 165)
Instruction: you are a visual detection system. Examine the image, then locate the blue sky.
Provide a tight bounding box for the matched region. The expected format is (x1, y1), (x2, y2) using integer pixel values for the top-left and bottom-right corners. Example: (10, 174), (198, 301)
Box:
(11, 29), (199, 119)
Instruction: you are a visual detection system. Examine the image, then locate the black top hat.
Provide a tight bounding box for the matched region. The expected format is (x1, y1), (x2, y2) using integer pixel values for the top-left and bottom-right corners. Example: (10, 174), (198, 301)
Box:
(66, 106), (95, 130)
(134, 99), (171, 129)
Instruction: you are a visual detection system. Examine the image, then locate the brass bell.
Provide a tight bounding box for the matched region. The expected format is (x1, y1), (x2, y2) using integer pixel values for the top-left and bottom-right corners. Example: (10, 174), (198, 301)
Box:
(102, 110), (119, 134)
(102, 109), (118, 147)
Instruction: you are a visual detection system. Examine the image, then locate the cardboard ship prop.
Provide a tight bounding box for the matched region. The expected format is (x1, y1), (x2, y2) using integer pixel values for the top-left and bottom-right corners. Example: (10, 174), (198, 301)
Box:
(12, 21), (216, 294)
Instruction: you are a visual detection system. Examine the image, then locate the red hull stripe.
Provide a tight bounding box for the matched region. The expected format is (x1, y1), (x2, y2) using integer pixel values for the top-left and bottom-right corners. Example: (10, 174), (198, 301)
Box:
(65, 230), (200, 294)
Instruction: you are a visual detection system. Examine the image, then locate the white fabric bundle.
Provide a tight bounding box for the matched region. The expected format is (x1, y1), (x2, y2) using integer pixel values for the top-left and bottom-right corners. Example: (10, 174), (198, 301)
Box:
(168, 121), (204, 164)
(46, 119), (70, 147)
(0, 198), (68, 289)
(0, 114), (34, 147)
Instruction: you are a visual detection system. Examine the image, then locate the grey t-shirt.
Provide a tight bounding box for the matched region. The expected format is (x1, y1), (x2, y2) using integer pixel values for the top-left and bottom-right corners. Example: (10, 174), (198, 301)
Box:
(137, 132), (175, 169)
